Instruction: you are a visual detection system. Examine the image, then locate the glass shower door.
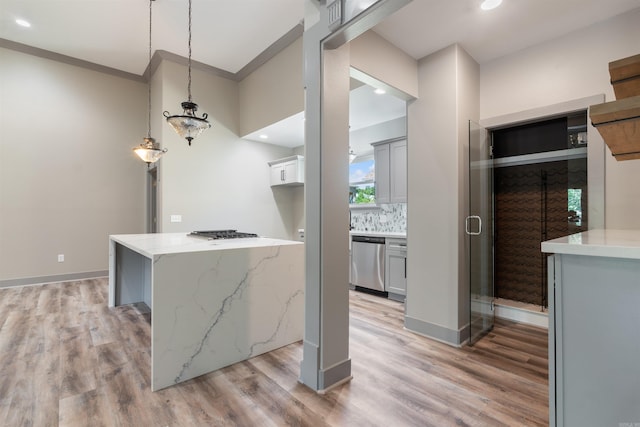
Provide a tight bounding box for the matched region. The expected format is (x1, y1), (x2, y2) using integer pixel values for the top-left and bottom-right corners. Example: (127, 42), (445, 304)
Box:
(467, 120), (494, 345)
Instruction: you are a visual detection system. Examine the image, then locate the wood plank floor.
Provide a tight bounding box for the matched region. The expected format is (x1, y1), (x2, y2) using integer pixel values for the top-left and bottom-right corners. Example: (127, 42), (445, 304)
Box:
(0, 278), (548, 426)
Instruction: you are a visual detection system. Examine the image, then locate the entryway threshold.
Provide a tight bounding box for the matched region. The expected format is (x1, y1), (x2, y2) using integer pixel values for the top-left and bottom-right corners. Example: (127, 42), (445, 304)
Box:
(494, 298), (548, 329)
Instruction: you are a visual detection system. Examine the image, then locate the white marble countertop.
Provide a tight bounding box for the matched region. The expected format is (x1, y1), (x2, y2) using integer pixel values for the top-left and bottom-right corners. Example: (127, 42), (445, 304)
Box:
(350, 231), (407, 239)
(110, 233), (303, 258)
(541, 229), (640, 260)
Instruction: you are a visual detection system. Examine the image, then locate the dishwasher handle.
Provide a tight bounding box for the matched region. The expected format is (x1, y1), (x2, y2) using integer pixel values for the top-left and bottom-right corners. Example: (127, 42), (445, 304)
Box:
(352, 235), (385, 244)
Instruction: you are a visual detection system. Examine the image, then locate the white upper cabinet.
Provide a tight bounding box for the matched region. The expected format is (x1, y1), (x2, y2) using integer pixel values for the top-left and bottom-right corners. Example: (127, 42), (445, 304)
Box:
(268, 155), (304, 187)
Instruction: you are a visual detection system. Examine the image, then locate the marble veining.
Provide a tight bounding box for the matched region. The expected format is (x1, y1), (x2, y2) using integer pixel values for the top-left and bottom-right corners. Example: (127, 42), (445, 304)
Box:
(244, 288), (303, 358)
(174, 247), (282, 384)
(108, 234), (304, 391)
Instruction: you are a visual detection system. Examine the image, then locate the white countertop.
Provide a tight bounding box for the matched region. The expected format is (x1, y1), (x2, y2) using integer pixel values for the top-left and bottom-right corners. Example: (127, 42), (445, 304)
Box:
(350, 231), (406, 239)
(541, 229), (640, 260)
(110, 233), (303, 258)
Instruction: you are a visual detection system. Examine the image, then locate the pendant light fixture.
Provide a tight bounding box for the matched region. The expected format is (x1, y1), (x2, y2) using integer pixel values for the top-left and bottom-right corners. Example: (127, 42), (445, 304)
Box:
(163, 0), (211, 146)
(134, 0), (167, 165)
(480, 0), (502, 11)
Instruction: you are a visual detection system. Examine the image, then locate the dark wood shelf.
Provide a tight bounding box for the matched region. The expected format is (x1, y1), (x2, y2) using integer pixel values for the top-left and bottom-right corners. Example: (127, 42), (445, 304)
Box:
(610, 53), (640, 100)
(590, 53), (640, 161)
(590, 95), (640, 160)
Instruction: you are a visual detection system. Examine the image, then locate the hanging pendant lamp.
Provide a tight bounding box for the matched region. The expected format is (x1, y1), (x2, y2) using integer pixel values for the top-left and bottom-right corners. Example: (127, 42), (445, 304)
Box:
(163, 0), (211, 146)
(134, 0), (167, 165)
(134, 136), (167, 164)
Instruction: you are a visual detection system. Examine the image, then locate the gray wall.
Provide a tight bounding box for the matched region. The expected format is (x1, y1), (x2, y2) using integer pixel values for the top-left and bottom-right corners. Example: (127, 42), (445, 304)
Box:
(238, 37), (304, 137)
(405, 44), (479, 345)
(155, 59), (298, 239)
(481, 9), (640, 230)
(0, 37), (305, 285)
(0, 47), (147, 285)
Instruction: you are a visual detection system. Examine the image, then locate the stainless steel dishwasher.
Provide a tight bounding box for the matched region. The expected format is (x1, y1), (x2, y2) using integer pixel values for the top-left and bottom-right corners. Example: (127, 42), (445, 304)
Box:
(350, 235), (385, 292)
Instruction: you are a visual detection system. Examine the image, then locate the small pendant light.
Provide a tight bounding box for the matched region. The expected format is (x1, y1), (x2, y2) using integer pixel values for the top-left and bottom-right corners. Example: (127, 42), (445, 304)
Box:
(163, 0), (211, 146)
(134, 0), (167, 165)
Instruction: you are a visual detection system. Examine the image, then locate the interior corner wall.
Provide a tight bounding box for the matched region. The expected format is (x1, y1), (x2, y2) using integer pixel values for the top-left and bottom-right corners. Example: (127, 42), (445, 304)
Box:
(157, 60), (297, 239)
(0, 47), (147, 284)
(480, 8), (640, 229)
(238, 37), (304, 137)
(406, 44), (479, 345)
(349, 117), (406, 151)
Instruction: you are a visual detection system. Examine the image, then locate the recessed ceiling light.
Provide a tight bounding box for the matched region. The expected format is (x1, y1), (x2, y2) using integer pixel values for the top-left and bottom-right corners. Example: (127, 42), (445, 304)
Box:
(259, 134), (268, 139)
(15, 18), (31, 28)
(480, 0), (502, 11)
(374, 88), (386, 95)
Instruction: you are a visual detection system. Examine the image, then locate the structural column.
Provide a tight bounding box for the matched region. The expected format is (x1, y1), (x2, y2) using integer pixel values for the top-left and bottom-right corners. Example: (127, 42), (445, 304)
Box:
(299, 0), (411, 391)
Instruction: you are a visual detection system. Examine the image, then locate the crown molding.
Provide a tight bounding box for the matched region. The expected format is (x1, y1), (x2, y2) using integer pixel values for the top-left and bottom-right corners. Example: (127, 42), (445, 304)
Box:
(2, 22), (304, 84)
(0, 38), (145, 82)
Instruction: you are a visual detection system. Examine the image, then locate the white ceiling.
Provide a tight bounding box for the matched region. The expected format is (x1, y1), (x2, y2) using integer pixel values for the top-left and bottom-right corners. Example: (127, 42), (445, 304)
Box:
(3, 0), (639, 76)
(244, 82), (407, 151)
(376, 0), (640, 65)
(2, 0), (639, 153)
(0, 0), (304, 75)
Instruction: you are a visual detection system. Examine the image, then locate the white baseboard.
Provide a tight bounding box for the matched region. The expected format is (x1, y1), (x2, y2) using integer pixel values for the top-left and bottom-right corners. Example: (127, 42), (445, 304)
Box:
(0, 271), (108, 288)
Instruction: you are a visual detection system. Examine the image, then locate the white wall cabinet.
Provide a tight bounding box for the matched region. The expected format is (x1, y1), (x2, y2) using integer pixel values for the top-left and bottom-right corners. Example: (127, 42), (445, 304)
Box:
(385, 238), (407, 300)
(373, 139), (406, 204)
(268, 155), (304, 187)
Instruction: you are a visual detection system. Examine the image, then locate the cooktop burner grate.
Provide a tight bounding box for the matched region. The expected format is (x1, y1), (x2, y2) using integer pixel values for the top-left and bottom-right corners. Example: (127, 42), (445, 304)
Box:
(189, 229), (258, 240)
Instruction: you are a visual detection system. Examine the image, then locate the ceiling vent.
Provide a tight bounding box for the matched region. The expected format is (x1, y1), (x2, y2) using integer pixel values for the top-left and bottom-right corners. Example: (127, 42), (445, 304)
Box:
(327, 0), (343, 30)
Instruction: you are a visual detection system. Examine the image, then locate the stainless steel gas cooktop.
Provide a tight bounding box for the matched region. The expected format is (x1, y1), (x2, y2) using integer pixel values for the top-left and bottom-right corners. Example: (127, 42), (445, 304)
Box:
(188, 230), (258, 240)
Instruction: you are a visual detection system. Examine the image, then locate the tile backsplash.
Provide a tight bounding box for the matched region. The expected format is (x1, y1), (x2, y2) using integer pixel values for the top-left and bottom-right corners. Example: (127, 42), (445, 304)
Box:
(350, 203), (406, 232)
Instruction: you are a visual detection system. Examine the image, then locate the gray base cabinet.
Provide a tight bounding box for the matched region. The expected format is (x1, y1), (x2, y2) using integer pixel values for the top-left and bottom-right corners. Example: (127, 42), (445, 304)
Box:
(548, 253), (640, 426)
(385, 238), (407, 300)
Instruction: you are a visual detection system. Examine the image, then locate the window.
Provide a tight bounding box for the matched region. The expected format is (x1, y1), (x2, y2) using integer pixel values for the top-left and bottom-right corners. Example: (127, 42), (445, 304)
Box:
(349, 158), (375, 205)
(568, 188), (582, 226)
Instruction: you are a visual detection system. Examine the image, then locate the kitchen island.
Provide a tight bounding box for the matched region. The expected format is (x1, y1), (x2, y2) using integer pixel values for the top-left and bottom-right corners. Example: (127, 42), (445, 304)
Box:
(108, 233), (304, 391)
(542, 229), (640, 427)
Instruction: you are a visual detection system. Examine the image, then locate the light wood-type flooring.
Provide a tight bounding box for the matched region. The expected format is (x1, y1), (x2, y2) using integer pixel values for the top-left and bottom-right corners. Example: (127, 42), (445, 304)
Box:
(0, 278), (548, 426)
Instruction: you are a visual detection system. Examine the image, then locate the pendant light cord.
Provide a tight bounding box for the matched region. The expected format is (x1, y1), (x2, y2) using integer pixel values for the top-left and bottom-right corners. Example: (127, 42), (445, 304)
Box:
(147, 0), (154, 138)
(187, 0), (192, 103)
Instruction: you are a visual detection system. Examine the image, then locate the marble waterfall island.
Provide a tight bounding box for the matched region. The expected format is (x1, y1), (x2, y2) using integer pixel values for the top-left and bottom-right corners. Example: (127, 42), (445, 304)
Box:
(108, 233), (304, 391)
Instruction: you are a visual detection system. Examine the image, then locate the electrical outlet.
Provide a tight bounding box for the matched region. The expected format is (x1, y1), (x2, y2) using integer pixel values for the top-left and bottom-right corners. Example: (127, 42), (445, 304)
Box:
(379, 214), (388, 223)
(170, 215), (182, 223)
(57, 254), (64, 262)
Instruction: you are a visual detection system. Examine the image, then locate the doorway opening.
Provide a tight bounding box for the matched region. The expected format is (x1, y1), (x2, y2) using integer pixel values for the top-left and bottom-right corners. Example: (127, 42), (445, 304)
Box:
(147, 167), (158, 233)
(492, 112), (588, 314)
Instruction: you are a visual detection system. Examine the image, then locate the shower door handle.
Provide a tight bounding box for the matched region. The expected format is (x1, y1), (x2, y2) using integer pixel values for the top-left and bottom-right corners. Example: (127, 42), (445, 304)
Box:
(465, 215), (482, 236)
